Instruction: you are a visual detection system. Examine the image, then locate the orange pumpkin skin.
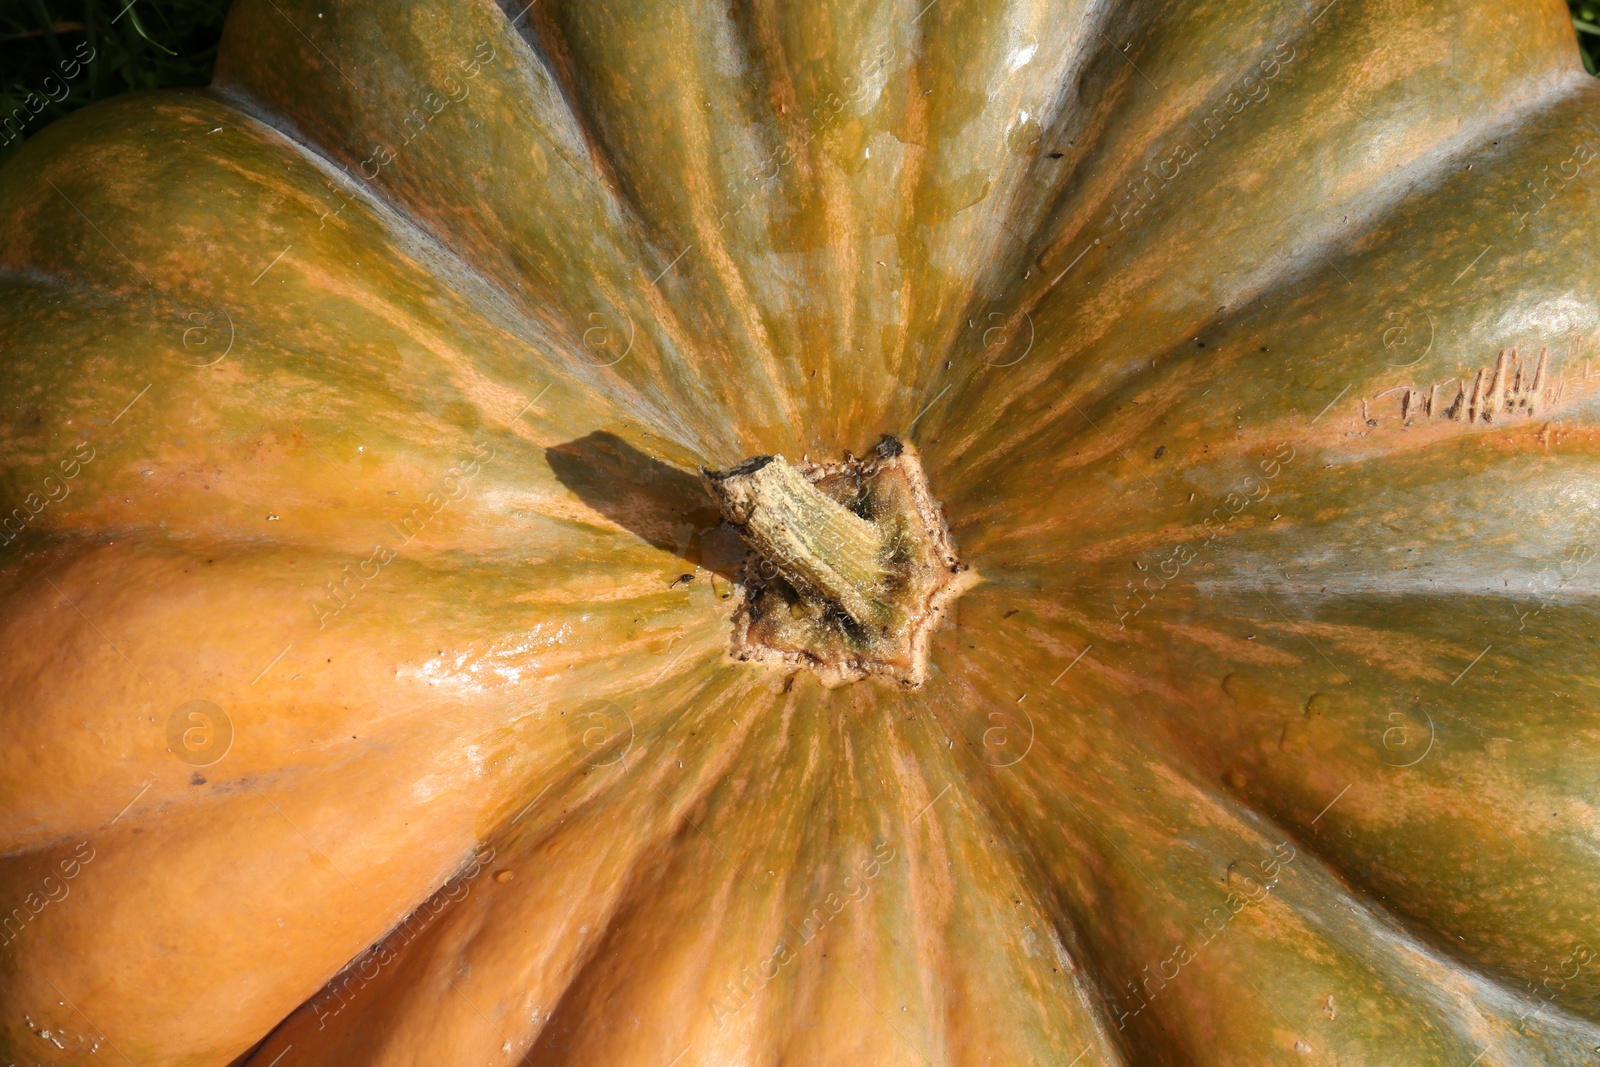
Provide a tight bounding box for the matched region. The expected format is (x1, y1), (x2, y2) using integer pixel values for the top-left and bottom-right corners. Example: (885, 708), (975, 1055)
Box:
(3, 0), (1600, 1063)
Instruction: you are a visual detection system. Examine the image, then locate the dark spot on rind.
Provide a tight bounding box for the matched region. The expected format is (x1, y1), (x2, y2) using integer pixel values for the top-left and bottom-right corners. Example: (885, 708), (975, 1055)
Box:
(714, 454), (775, 478)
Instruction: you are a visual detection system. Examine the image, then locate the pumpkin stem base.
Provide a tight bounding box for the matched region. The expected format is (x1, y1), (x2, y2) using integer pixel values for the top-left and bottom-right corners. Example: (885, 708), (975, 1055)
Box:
(702, 436), (976, 688)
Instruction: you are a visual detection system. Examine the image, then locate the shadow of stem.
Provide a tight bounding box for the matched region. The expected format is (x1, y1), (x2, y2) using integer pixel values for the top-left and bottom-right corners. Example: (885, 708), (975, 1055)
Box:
(545, 430), (745, 582)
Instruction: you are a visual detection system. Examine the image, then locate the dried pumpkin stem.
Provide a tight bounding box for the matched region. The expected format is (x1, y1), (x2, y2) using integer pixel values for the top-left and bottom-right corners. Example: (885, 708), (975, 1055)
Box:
(702, 454), (886, 627)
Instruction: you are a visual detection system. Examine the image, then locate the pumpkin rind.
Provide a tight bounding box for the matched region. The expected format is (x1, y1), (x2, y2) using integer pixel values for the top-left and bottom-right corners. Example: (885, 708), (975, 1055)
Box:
(3, 0), (1600, 1064)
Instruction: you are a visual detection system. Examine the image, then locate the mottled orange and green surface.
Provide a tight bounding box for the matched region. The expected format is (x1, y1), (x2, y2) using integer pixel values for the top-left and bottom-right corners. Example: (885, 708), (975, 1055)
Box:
(2, 0), (1600, 1063)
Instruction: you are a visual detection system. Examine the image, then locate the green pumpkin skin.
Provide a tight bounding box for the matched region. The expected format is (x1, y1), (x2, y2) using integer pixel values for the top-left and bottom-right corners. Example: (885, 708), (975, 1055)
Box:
(1, 0), (1599, 1064)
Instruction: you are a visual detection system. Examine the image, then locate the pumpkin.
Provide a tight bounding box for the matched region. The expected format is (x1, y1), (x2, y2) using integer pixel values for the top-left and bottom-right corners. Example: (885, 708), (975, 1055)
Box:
(2, 0), (1599, 1061)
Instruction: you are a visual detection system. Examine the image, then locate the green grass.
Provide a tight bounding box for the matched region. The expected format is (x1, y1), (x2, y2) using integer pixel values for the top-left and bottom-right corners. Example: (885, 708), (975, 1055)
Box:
(0, 0), (1597, 170)
(1576, 0), (1600, 73)
(0, 0), (233, 166)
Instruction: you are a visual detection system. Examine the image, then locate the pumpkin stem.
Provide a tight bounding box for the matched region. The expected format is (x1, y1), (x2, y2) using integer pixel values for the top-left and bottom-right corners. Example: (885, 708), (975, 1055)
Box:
(701, 437), (975, 688)
(702, 453), (888, 627)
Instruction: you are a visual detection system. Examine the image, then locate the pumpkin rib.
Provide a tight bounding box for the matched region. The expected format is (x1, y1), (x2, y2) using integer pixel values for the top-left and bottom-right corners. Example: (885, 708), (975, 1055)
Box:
(250, 670), (786, 1061)
(525, 0), (800, 404)
(921, 21), (1583, 476)
(213, 2), (760, 459)
(1134, 588), (1600, 1022)
(204, 85), (726, 450)
(935, 79), (1600, 581)
(467, 13), (800, 454)
(0, 87), (758, 550)
(246, 654), (1136, 1066)
(961, 449), (1600, 1020)
(0, 95), (653, 449)
(0, 582), (729, 1067)
(947, 629), (1600, 1064)
(928, 71), (1599, 496)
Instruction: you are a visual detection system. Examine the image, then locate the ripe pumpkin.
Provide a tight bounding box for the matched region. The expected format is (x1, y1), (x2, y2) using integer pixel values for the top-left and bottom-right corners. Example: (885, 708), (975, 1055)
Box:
(3, 0), (1599, 1062)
